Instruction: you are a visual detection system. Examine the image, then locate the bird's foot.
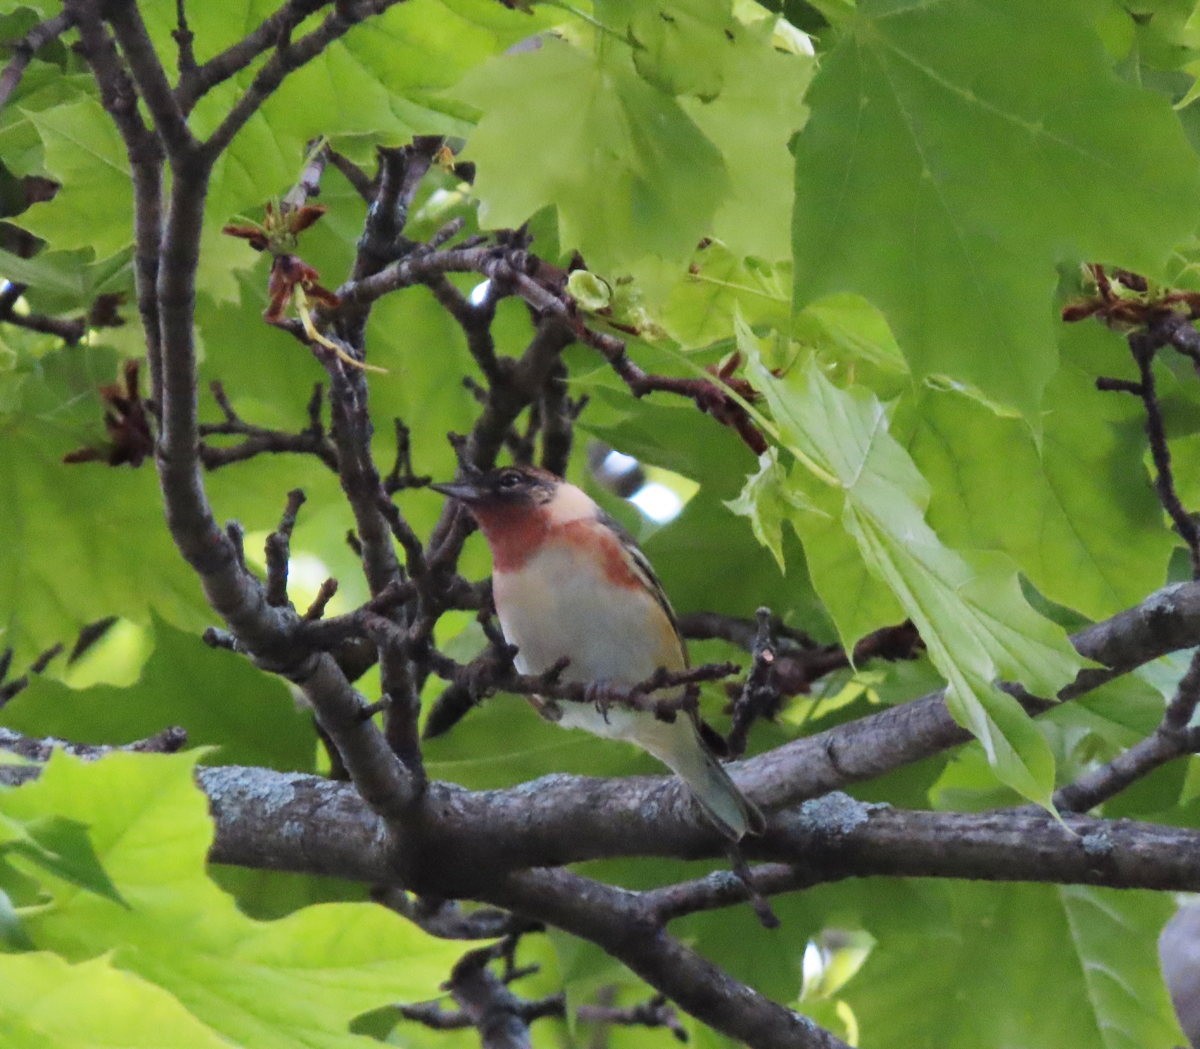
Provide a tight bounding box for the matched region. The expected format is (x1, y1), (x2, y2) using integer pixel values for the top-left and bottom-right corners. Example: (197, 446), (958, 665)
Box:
(583, 679), (617, 724)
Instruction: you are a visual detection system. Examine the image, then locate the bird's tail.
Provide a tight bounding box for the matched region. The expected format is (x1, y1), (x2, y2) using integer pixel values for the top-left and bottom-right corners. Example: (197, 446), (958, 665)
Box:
(659, 728), (766, 841)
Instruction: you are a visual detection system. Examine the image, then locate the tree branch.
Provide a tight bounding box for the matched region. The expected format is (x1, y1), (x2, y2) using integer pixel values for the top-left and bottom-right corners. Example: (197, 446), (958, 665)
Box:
(485, 867), (850, 1049)
(175, 0), (326, 113)
(1053, 645), (1200, 813)
(743, 579), (1200, 811)
(0, 10), (70, 113)
(201, 0), (404, 161)
(103, 1), (197, 160)
(66, 0), (167, 400)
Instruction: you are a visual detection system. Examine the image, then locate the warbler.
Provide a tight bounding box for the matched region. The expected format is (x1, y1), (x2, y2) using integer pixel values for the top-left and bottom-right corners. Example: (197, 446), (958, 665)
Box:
(432, 465), (764, 840)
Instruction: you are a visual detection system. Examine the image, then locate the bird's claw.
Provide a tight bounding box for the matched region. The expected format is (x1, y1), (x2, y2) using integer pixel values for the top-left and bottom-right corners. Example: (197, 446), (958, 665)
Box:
(584, 679), (615, 724)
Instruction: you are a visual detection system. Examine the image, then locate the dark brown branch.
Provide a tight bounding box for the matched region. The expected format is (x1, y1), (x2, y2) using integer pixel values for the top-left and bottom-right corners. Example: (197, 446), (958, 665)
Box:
(327, 146), (374, 200)
(425, 274), (501, 382)
(726, 608), (781, 758)
(0, 294), (87, 344)
(103, 1), (196, 159)
(302, 577), (339, 621)
(65, 0), (166, 399)
(1128, 327), (1200, 575)
(175, 0), (326, 113)
(0, 11), (70, 113)
(264, 489), (305, 607)
(537, 360), (576, 476)
(400, 983), (686, 1043)
(375, 889), (538, 941)
(99, 7), (423, 833)
(202, 0), (404, 161)
(743, 579), (1200, 812)
(172, 0), (197, 89)
(199, 380), (339, 472)
(486, 868), (848, 1049)
(682, 611), (920, 700)
(426, 646), (739, 720)
(441, 941), (539, 1049)
(0, 643), (64, 706)
(384, 419), (431, 492)
(1054, 646), (1200, 813)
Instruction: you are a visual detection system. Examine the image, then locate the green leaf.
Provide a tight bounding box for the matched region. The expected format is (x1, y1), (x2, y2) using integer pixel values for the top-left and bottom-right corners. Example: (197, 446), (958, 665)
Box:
(0, 812), (124, 906)
(628, 0), (739, 101)
(738, 321), (1084, 805)
(791, 0), (1200, 417)
(0, 886), (34, 949)
(454, 36), (729, 273)
(895, 372), (1174, 621)
(844, 884), (1184, 1049)
(726, 446), (823, 570)
(0, 344), (212, 662)
(2, 752), (464, 1048)
(679, 12), (812, 260)
(0, 618), (316, 772)
(19, 99), (133, 260)
(0, 953), (232, 1049)
(655, 241), (790, 348)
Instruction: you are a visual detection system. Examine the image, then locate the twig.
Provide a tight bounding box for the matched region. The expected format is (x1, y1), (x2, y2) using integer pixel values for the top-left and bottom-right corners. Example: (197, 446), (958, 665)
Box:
(0, 11), (71, 113)
(264, 489), (306, 607)
(327, 147), (374, 201)
(199, 381), (339, 472)
(0, 292), (88, 344)
(302, 578), (339, 621)
(104, 0), (196, 159)
(400, 988), (687, 1043)
(202, 1), (407, 162)
(538, 360), (576, 476)
(172, 0), (197, 90)
(726, 608), (781, 759)
(1054, 646), (1200, 813)
(375, 889), (539, 940)
(284, 137), (328, 208)
(384, 419), (431, 493)
(426, 644), (739, 720)
(1128, 328), (1200, 575)
(0, 643), (64, 706)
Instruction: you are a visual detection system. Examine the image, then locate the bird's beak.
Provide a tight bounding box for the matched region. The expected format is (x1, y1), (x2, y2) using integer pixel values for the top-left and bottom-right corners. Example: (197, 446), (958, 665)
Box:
(429, 479), (485, 503)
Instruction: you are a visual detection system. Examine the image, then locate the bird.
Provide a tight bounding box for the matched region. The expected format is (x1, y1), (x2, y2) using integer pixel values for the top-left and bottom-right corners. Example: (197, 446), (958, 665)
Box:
(431, 464), (765, 840)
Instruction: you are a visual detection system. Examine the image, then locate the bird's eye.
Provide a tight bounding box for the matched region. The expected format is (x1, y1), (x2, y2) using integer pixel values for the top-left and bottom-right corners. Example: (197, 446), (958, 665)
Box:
(497, 470), (522, 489)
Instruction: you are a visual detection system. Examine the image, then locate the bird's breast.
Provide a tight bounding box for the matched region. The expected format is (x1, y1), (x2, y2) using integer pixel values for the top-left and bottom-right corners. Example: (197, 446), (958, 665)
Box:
(492, 537), (683, 686)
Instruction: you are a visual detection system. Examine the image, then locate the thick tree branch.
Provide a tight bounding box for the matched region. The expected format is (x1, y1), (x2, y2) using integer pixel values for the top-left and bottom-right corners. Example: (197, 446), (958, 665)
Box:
(486, 867), (851, 1049)
(164, 762), (1200, 896)
(80, 0), (427, 831)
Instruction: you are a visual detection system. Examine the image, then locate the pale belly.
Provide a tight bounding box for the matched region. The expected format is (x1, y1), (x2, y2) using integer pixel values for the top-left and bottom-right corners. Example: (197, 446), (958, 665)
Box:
(493, 542), (685, 744)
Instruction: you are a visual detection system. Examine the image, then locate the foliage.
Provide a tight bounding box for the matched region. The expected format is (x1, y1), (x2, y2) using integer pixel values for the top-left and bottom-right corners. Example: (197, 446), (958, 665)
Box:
(1, 0), (1200, 1047)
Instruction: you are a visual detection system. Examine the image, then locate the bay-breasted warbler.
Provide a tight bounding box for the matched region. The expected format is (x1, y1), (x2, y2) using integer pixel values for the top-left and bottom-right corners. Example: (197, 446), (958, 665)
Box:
(432, 465), (764, 840)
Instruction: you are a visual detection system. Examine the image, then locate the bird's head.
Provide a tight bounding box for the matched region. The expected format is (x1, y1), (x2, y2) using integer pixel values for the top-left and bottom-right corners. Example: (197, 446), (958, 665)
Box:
(431, 466), (598, 567)
(430, 464), (557, 511)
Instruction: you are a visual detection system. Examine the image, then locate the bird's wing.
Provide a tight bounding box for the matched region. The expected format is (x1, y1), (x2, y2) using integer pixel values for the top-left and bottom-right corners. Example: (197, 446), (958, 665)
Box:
(596, 508), (687, 667)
